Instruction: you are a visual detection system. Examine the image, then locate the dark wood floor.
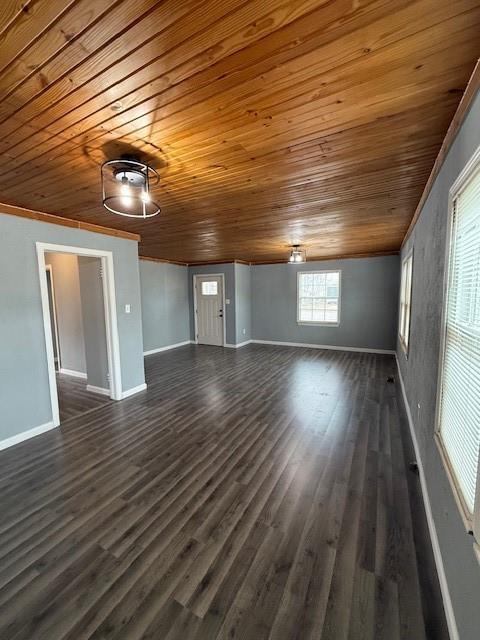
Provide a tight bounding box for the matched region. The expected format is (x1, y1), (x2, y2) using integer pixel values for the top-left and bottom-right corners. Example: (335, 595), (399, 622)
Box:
(56, 372), (112, 423)
(0, 345), (447, 639)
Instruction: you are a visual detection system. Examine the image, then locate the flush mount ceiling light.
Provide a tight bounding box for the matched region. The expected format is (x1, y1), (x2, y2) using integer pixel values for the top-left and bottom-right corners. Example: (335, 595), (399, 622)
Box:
(288, 244), (306, 263)
(101, 158), (161, 218)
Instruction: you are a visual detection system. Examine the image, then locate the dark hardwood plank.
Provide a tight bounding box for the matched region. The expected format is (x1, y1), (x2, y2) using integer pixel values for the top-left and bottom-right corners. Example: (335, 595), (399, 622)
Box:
(0, 344), (448, 639)
(56, 372), (112, 423)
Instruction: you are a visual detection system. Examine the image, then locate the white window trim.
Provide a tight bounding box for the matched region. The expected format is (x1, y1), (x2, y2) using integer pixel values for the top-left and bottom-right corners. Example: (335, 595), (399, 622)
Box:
(434, 143), (480, 556)
(398, 250), (413, 356)
(296, 270), (341, 327)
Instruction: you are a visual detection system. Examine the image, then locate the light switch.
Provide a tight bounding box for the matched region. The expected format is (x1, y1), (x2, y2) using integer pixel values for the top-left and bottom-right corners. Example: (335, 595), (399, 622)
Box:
(125, 304), (131, 314)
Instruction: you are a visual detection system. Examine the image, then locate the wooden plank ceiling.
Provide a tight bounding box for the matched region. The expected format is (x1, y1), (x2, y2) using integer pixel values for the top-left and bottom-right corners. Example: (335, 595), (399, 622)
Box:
(0, 0), (478, 264)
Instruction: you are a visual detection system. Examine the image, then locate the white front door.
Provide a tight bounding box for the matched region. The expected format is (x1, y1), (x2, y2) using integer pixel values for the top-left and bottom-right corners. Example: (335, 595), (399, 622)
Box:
(195, 275), (224, 346)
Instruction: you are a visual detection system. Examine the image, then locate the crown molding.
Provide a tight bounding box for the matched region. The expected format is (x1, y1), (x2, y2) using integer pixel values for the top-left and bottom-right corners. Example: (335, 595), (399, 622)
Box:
(0, 201), (140, 242)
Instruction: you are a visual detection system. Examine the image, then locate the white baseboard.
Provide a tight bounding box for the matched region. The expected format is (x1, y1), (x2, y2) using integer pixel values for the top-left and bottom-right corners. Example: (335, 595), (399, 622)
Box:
(225, 340), (252, 349)
(0, 421), (57, 451)
(121, 382), (147, 399)
(395, 356), (458, 640)
(143, 340), (193, 356)
(59, 368), (87, 379)
(86, 384), (110, 396)
(251, 339), (395, 355)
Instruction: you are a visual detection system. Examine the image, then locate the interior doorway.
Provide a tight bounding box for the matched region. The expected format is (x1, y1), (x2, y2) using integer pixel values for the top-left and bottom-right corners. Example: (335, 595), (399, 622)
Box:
(193, 274), (225, 346)
(37, 243), (122, 427)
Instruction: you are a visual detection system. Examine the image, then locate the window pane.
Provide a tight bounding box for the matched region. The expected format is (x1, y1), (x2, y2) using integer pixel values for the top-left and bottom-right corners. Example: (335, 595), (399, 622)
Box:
(298, 272), (340, 323)
(312, 309), (325, 322)
(439, 169), (480, 516)
(201, 281), (218, 295)
(326, 285), (338, 298)
(399, 254), (413, 347)
(326, 299), (338, 323)
(300, 297), (313, 310)
(312, 298), (326, 310)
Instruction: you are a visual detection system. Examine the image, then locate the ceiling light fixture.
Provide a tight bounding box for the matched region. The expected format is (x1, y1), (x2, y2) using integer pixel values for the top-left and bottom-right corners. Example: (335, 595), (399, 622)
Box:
(288, 245), (306, 263)
(101, 158), (160, 218)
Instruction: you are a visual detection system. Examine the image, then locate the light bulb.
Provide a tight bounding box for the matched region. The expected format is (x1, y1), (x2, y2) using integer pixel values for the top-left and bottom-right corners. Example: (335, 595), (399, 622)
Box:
(295, 253), (302, 262)
(119, 181), (133, 207)
(140, 191), (150, 203)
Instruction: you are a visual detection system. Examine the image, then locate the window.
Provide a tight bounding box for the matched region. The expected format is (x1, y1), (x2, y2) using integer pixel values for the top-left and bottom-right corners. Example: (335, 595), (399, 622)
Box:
(437, 155), (480, 548)
(399, 252), (413, 352)
(201, 281), (218, 296)
(297, 271), (340, 325)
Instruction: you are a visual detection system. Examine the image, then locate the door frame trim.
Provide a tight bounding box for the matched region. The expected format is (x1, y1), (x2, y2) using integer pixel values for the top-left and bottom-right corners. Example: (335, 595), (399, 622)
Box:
(45, 264), (62, 371)
(193, 273), (226, 347)
(36, 242), (123, 427)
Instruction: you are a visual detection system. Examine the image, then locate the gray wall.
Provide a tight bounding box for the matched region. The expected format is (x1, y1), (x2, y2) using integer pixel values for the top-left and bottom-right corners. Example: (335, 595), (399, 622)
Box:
(0, 212), (145, 443)
(235, 263), (251, 343)
(139, 260), (190, 352)
(78, 257), (109, 390)
(45, 252), (86, 375)
(188, 263), (236, 345)
(397, 90), (480, 640)
(252, 256), (399, 350)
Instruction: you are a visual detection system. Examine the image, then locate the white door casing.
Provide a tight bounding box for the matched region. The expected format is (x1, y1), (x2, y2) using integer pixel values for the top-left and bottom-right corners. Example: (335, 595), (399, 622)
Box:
(36, 242), (123, 427)
(194, 274), (225, 346)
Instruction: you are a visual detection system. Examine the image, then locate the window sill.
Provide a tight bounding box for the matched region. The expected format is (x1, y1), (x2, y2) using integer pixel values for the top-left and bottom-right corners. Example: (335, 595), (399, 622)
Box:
(435, 434), (480, 565)
(434, 433), (476, 534)
(297, 321), (340, 327)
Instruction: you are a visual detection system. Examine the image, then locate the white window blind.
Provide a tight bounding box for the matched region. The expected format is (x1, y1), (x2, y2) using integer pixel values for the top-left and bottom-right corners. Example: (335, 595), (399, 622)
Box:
(438, 165), (480, 517)
(297, 271), (340, 324)
(399, 253), (413, 351)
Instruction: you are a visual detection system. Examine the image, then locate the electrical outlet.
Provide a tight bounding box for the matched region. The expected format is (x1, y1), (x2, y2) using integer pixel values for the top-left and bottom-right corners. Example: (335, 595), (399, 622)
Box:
(242, 328), (246, 335)
(225, 298), (230, 305)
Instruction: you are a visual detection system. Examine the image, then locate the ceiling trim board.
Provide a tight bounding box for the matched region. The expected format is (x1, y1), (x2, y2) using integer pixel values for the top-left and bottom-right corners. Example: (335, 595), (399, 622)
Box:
(0, 201), (141, 242)
(139, 255), (188, 266)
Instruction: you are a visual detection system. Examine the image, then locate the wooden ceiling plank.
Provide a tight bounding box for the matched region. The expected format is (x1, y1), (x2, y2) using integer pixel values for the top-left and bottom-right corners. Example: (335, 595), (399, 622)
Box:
(0, 0), (478, 263)
(0, 0), (360, 200)
(0, 99), (462, 215)
(0, 0), (204, 137)
(0, 0), (318, 140)
(403, 57), (480, 245)
(147, 100), (454, 181)
(0, 0), (186, 123)
(0, 0), (77, 75)
(70, 29), (478, 175)
(2, 32), (472, 197)
(9, 157), (432, 226)
(0, 0), (410, 170)
(0, 0), (35, 38)
(55, 0), (478, 160)
(0, 0), (122, 104)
